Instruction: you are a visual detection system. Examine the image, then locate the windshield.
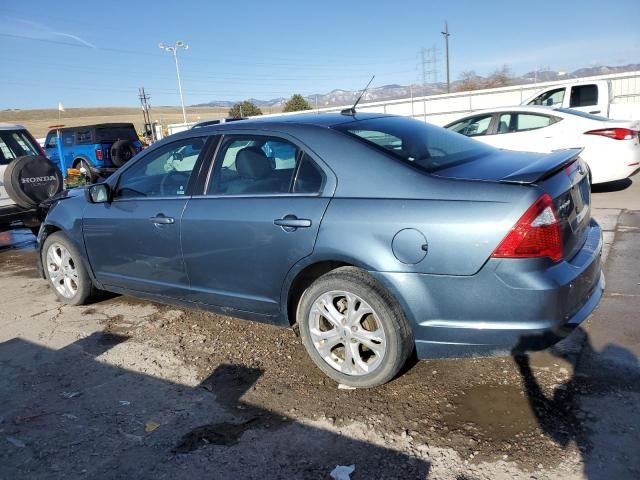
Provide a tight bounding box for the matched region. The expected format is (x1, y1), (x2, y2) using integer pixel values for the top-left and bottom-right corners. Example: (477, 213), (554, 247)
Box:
(0, 130), (41, 165)
(333, 116), (492, 173)
(554, 108), (609, 121)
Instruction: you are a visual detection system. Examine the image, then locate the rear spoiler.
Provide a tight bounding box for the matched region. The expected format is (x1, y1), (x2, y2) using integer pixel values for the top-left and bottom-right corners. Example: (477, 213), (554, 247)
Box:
(501, 148), (583, 184)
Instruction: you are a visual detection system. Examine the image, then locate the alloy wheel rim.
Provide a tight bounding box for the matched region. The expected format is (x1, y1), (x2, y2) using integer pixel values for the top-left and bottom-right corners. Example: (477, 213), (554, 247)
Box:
(308, 290), (387, 376)
(46, 243), (78, 298)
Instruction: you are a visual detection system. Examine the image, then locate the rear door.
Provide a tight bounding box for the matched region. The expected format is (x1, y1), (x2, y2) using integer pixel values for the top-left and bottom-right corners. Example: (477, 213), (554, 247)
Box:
(83, 135), (210, 297)
(485, 112), (562, 152)
(180, 132), (334, 315)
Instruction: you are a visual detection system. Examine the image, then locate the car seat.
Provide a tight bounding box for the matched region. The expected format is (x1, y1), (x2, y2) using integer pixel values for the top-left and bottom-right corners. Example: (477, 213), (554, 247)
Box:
(223, 146), (282, 194)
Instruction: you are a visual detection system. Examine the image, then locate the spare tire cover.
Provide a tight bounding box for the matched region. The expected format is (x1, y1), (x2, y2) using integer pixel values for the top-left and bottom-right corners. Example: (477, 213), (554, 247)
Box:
(110, 139), (136, 167)
(3, 155), (63, 209)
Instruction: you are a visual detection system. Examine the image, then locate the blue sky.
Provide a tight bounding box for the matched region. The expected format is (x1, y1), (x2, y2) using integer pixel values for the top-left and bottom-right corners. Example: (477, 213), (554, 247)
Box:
(1, 0), (639, 109)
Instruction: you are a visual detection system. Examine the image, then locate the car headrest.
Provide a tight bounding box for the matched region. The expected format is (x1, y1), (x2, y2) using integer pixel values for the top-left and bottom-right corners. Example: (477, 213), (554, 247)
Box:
(236, 146), (272, 179)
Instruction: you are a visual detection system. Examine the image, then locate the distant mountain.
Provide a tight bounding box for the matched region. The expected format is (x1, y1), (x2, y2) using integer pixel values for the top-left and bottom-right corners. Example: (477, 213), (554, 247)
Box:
(191, 63), (640, 109)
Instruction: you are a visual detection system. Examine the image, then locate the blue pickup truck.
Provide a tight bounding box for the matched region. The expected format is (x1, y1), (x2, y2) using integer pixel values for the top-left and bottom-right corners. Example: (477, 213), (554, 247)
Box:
(44, 123), (142, 181)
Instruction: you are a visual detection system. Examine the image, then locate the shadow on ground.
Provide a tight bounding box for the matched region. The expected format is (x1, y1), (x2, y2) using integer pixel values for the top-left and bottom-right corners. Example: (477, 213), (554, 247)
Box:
(591, 178), (632, 193)
(0, 332), (430, 479)
(514, 328), (640, 480)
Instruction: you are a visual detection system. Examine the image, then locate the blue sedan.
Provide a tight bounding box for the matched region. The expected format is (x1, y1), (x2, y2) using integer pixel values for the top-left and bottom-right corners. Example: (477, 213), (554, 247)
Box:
(37, 113), (603, 387)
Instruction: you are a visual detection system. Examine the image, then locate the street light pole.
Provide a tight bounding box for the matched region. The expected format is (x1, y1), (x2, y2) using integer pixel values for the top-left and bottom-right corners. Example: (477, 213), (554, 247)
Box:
(441, 22), (451, 93)
(159, 41), (189, 124)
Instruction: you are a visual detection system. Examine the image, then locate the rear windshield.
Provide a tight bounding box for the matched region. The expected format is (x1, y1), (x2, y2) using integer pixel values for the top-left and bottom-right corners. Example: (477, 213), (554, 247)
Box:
(94, 126), (138, 143)
(554, 108), (609, 122)
(0, 130), (41, 165)
(333, 116), (491, 173)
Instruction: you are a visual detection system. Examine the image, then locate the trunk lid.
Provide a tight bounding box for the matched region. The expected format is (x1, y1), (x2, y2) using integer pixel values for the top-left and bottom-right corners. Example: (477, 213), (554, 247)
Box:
(434, 148), (591, 261)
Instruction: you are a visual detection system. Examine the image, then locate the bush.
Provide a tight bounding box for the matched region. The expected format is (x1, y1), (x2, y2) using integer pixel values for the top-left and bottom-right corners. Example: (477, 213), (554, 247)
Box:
(228, 101), (262, 118)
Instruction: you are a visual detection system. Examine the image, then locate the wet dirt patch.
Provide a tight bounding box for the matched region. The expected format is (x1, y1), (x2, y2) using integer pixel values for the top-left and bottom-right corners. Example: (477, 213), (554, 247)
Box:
(0, 249), (40, 279)
(443, 384), (538, 442)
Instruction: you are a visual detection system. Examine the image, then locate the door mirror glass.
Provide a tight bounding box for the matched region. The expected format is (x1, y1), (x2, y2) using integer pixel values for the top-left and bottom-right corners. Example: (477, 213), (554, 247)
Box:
(88, 183), (110, 203)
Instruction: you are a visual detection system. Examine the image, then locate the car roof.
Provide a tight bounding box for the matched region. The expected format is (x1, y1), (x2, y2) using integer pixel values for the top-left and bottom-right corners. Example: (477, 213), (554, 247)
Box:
(0, 123), (28, 131)
(192, 112), (392, 132)
(49, 123), (136, 132)
(449, 105), (565, 118)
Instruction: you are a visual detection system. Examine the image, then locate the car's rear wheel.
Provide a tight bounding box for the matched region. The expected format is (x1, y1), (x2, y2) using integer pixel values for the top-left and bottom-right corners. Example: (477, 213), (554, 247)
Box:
(297, 267), (413, 388)
(42, 232), (96, 305)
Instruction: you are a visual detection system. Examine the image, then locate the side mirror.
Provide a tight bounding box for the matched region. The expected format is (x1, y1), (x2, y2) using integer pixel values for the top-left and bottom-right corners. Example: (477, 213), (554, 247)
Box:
(87, 183), (110, 203)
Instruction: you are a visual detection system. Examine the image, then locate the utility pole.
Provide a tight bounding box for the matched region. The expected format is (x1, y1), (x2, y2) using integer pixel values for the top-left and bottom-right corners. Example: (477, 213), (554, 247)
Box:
(441, 21), (451, 93)
(138, 87), (156, 142)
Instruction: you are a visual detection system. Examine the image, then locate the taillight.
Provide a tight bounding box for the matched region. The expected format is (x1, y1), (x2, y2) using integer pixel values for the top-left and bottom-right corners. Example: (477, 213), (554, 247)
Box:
(95, 148), (103, 160)
(584, 128), (638, 140)
(492, 194), (563, 262)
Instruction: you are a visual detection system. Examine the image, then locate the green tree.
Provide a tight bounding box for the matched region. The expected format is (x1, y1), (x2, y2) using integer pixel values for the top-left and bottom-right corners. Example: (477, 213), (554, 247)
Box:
(228, 101), (262, 118)
(283, 94), (312, 112)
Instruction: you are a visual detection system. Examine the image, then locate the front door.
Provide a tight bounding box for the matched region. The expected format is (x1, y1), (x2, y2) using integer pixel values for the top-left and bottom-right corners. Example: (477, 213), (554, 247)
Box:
(181, 134), (331, 315)
(83, 136), (209, 297)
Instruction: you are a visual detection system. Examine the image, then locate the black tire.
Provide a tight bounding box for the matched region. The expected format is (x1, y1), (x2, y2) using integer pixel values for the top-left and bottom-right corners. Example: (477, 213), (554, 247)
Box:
(42, 232), (96, 305)
(74, 158), (97, 183)
(110, 140), (136, 167)
(3, 155), (63, 209)
(297, 267), (414, 388)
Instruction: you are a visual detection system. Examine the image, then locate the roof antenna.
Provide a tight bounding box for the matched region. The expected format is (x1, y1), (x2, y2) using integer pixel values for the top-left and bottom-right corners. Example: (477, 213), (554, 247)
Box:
(341, 75), (375, 116)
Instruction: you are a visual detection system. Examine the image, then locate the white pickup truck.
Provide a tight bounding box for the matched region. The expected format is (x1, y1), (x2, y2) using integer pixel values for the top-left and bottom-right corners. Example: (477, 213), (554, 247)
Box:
(523, 80), (640, 120)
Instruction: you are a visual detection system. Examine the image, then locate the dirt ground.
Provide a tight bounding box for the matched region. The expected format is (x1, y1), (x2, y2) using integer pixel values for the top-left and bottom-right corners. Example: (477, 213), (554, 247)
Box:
(0, 180), (639, 479)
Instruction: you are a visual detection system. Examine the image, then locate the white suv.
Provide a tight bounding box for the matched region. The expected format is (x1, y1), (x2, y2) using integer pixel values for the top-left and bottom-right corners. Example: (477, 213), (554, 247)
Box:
(0, 124), (62, 235)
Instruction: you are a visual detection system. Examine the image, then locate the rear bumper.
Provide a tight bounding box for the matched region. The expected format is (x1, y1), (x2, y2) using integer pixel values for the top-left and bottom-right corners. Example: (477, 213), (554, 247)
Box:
(371, 219), (604, 359)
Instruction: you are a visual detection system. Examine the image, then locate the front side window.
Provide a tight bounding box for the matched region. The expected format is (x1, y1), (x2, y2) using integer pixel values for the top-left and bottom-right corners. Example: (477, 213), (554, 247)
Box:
(115, 137), (206, 199)
(338, 117), (492, 173)
(45, 132), (57, 148)
(529, 87), (565, 107)
(209, 135), (322, 195)
(570, 84), (598, 107)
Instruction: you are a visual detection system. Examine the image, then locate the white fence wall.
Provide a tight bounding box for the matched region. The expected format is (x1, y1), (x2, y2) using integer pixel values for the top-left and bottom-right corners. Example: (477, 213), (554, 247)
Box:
(260, 70), (640, 126)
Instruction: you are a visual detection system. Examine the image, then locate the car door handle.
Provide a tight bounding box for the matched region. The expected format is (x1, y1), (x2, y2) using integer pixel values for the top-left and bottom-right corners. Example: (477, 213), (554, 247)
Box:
(589, 110), (601, 114)
(274, 215), (312, 230)
(149, 215), (175, 225)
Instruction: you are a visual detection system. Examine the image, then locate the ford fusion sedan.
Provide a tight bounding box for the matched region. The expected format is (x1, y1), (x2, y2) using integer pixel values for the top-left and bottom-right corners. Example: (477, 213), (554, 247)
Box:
(444, 106), (640, 184)
(37, 113), (603, 387)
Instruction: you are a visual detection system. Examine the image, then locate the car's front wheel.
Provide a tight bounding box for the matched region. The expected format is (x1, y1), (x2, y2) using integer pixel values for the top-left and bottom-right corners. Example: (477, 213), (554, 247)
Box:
(297, 267), (414, 388)
(42, 232), (96, 305)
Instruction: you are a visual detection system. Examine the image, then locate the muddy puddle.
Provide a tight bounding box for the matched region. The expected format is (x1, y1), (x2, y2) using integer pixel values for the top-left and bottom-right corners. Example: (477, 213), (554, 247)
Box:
(443, 383), (539, 442)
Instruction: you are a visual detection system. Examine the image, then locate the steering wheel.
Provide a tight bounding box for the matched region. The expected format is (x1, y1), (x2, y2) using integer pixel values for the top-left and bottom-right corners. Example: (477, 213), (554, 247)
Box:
(159, 171), (190, 196)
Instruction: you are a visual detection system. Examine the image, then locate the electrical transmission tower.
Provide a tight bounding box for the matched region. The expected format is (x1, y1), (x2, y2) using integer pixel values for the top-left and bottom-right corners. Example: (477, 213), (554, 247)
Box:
(419, 45), (439, 95)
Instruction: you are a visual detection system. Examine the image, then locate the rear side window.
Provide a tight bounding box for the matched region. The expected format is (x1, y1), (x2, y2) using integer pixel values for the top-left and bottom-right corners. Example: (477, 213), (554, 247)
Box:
(0, 130), (41, 164)
(570, 85), (598, 107)
(75, 130), (92, 144)
(529, 87), (565, 107)
(446, 115), (493, 137)
(335, 116), (492, 173)
(293, 154), (324, 193)
(208, 135), (324, 195)
(95, 126), (138, 143)
(496, 113), (556, 133)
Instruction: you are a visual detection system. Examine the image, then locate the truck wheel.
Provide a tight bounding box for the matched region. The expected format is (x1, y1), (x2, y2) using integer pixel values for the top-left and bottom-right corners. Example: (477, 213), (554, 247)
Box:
(3, 155), (63, 209)
(110, 140), (136, 167)
(74, 159), (96, 183)
(297, 267), (414, 388)
(42, 232), (96, 305)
